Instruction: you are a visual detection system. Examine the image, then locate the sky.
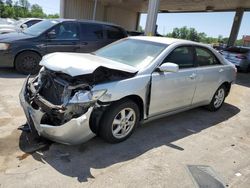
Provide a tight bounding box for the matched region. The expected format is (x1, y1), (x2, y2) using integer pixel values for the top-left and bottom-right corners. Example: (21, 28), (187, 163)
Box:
(27, 0), (60, 15)
(140, 12), (250, 39)
(26, 0), (249, 39)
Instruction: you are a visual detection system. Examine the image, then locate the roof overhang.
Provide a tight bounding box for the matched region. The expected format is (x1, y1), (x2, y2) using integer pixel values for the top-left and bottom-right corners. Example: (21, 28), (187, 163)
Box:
(99, 0), (250, 12)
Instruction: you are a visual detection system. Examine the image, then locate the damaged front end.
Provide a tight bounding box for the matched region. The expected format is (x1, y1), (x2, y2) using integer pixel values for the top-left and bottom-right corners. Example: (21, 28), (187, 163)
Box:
(19, 68), (108, 145)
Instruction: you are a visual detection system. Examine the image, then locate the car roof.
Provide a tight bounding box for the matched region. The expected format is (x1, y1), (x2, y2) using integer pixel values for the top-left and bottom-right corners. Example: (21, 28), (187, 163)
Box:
(50, 19), (123, 28)
(129, 36), (200, 45)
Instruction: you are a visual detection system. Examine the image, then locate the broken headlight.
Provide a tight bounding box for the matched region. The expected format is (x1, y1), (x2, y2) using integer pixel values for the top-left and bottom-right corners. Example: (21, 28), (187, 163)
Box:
(68, 89), (107, 105)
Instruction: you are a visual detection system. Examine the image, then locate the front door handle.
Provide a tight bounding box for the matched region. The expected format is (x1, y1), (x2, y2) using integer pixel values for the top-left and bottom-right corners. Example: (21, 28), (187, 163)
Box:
(189, 73), (197, 80)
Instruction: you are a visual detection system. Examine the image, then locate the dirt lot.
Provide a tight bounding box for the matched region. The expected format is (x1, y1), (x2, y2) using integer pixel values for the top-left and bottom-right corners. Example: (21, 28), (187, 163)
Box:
(0, 68), (250, 188)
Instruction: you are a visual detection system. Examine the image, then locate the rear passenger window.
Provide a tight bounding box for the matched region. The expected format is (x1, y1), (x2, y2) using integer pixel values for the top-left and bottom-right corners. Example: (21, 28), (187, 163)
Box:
(164, 46), (194, 68)
(81, 23), (104, 41)
(106, 26), (125, 40)
(195, 47), (220, 66)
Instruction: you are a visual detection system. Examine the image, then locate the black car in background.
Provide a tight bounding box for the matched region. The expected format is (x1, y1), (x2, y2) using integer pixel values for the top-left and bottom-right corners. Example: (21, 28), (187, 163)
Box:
(0, 19), (127, 74)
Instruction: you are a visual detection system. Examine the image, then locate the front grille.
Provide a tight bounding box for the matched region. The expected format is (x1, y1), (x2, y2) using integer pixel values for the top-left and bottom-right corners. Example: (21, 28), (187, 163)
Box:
(38, 70), (67, 105)
(40, 80), (64, 105)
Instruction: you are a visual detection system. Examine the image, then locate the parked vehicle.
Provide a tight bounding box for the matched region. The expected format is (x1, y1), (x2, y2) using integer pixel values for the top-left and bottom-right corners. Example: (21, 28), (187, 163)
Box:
(220, 46), (250, 72)
(0, 18), (42, 34)
(0, 19), (127, 74)
(19, 36), (236, 145)
(127, 30), (163, 37)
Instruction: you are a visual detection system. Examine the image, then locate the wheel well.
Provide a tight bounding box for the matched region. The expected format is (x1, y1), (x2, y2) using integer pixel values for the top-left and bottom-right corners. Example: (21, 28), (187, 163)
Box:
(221, 82), (231, 96)
(125, 95), (144, 121)
(14, 50), (42, 68)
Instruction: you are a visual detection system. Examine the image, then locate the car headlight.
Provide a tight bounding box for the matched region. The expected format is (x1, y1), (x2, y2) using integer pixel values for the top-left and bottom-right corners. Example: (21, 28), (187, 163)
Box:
(68, 89), (107, 104)
(0, 43), (10, 50)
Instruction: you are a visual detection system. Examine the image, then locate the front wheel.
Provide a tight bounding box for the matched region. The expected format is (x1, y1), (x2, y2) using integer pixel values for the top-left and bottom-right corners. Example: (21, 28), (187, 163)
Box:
(99, 99), (140, 143)
(207, 85), (226, 111)
(15, 51), (41, 75)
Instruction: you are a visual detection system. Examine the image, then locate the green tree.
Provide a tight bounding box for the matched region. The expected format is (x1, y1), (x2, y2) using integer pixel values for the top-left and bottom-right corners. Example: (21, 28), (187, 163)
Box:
(30, 4), (44, 18)
(166, 26), (225, 44)
(46, 13), (59, 18)
(19, 0), (30, 9)
(1, 4), (14, 18)
(0, 0), (4, 17)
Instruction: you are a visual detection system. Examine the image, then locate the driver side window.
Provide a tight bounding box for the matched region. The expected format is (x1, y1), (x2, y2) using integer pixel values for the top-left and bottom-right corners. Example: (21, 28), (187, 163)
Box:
(48, 22), (79, 40)
(163, 46), (195, 68)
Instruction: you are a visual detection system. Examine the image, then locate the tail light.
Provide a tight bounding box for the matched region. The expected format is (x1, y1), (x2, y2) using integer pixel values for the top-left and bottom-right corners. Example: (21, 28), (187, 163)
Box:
(235, 54), (247, 59)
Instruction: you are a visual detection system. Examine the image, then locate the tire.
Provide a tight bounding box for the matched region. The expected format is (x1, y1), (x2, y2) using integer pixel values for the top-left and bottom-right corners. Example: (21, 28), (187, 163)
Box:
(207, 85), (226, 111)
(15, 51), (41, 75)
(99, 99), (140, 143)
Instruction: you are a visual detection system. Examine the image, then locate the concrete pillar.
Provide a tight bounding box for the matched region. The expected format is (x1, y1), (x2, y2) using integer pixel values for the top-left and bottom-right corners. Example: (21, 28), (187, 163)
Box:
(228, 8), (244, 46)
(92, 0), (98, 20)
(145, 0), (160, 36)
(60, 0), (65, 18)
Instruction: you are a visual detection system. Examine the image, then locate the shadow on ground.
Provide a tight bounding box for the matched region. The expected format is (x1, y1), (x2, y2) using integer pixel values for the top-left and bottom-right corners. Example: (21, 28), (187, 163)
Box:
(19, 103), (240, 182)
(235, 72), (250, 88)
(0, 68), (29, 79)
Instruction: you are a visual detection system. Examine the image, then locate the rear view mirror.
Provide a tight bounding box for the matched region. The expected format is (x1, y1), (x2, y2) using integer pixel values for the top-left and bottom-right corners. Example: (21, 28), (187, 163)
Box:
(159, 62), (179, 72)
(47, 31), (56, 39)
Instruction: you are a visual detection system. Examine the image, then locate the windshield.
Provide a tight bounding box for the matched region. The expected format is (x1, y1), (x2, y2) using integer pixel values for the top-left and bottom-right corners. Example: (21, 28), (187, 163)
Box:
(23, 20), (59, 36)
(95, 39), (167, 68)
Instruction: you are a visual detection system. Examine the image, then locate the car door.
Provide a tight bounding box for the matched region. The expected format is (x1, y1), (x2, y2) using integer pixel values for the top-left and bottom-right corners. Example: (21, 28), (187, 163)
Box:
(192, 46), (225, 104)
(79, 23), (106, 53)
(45, 21), (81, 53)
(149, 46), (197, 116)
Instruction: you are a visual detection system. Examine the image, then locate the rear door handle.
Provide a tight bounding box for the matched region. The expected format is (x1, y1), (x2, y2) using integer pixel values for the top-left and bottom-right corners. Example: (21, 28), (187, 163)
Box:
(219, 69), (224, 73)
(189, 73), (197, 80)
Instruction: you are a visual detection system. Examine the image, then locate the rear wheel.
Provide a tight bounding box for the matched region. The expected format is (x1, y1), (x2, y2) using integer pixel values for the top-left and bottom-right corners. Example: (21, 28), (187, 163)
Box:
(99, 99), (140, 143)
(207, 85), (226, 111)
(15, 51), (41, 75)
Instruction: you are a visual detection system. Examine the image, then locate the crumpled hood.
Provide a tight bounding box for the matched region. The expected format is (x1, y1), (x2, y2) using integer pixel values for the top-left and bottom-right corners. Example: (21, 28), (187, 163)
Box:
(40, 52), (138, 77)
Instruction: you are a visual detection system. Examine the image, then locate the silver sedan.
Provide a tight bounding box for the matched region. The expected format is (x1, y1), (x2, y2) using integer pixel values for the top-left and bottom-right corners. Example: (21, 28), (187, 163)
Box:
(19, 36), (237, 145)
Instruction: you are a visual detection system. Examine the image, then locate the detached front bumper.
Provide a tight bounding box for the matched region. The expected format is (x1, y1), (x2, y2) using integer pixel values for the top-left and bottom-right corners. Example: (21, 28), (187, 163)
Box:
(19, 77), (95, 145)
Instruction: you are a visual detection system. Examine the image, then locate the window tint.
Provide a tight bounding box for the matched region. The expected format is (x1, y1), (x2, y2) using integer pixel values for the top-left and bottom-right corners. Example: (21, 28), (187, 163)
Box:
(105, 25), (125, 39)
(195, 47), (220, 66)
(164, 46), (194, 68)
(81, 23), (104, 41)
(49, 22), (79, 40)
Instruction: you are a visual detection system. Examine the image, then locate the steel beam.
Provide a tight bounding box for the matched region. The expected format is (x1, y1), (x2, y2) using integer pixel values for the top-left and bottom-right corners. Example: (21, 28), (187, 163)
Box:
(145, 0), (160, 36)
(228, 8), (244, 46)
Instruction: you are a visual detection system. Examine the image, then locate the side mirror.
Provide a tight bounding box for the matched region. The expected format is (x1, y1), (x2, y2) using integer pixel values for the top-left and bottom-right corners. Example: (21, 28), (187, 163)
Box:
(21, 24), (28, 30)
(159, 62), (179, 73)
(47, 31), (56, 39)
